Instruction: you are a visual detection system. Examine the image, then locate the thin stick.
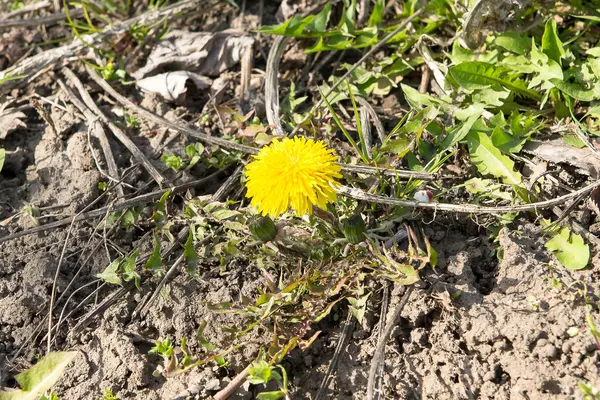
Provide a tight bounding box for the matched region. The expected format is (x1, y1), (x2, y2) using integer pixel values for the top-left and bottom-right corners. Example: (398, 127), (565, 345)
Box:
(291, 10), (424, 136)
(265, 35), (288, 135)
(314, 313), (355, 400)
(373, 282), (390, 400)
(0, 0), (201, 90)
(0, 8), (83, 30)
(61, 68), (166, 185)
(57, 77), (125, 196)
(46, 176), (114, 353)
(85, 63), (437, 181)
(338, 180), (600, 214)
(366, 285), (414, 400)
(213, 367), (251, 400)
(0, 169), (230, 244)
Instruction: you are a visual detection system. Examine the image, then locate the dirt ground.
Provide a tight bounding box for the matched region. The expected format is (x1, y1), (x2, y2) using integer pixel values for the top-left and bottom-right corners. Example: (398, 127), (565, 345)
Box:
(1, 1), (600, 399)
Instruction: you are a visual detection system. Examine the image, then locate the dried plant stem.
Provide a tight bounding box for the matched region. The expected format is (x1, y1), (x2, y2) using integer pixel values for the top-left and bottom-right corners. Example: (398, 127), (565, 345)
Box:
(367, 285), (414, 400)
(0, 169), (230, 244)
(265, 35), (288, 135)
(338, 180), (600, 214)
(61, 68), (166, 185)
(213, 367), (250, 400)
(315, 313), (355, 400)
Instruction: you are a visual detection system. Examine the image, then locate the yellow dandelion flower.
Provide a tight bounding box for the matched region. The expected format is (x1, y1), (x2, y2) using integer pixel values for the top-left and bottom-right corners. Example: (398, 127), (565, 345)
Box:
(245, 137), (342, 217)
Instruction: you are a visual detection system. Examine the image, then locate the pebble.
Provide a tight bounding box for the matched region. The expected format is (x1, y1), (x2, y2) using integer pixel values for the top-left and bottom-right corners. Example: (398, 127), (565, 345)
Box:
(205, 378), (220, 391)
(539, 344), (560, 360)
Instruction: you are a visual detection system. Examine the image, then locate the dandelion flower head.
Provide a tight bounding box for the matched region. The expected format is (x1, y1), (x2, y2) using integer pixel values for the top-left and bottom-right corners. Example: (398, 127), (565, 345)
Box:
(245, 137), (342, 217)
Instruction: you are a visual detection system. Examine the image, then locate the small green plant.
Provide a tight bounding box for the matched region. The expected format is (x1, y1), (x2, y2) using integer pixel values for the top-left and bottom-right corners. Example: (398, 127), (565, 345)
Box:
(40, 393), (62, 400)
(248, 360), (290, 400)
(161, 153), (184, 172)
(0, 351), (77, 400)
(149, 324), (227, 378)
(124, 113), (139, 128)
(0, 148), (5, 172)
(579, 381), (600, 400)
(100, 388), (119, 400)
(9, 0), (25, 11)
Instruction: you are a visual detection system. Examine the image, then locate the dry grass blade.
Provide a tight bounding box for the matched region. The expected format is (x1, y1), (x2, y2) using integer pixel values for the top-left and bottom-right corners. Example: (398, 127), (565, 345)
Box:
(0, 169), (231, 244)
(0, 0), (203, 91)
(367, 285), (414, 400)
(61, 68), (166, 185)
(0, 8), (83, 30)
(265, 35), (288, 135)
(338, 180), (600, 214)
(314, 313), (355, 400)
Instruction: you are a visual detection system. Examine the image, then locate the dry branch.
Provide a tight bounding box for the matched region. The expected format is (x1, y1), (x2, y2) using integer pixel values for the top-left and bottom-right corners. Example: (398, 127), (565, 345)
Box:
(0, 0), (203, 91)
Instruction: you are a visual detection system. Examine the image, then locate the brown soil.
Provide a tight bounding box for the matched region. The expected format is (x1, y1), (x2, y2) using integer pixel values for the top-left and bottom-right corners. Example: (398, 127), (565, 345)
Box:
(1, 1), (599, 400)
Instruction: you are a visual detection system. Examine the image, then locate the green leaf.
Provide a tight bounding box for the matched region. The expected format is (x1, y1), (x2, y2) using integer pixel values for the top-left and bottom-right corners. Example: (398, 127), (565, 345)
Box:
(211, 207), (240, 221)
(120, 249), (140, 288)
(1, 352), (77, 400)
(441, 114), (479, 149)
(490, 125), (527, 153)
(550, 79), (600, 102)
(542, 19), (565, 65)
(144, 236), (162, 272)
(248, 361), (272, 385)
(563, 135), (586, 148)
(153, 190), (170, 228)
(545, 226), (590, 270)
(449, 61), (541, 100)
(96, 258), (122, 286)
(161, 153), (184, 172)
(466, 131), (522, 186)
(0, 148), (4, 172)
(494, 32), (530, 55)
(256, 391), (286, 400)
(306, 2), (331, 33)
(183, 230), (199, 277)
(185, 143), (204, 168)
(367, 0), (385, 26)
(380, 135), (413, 157)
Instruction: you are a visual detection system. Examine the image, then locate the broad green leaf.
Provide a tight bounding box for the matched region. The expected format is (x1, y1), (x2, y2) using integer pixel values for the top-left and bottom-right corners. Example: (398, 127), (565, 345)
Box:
(367, 0), (385, 26)
(494, 32), (530, 55)
(550, 79), (600, 102)
(466, 131), (522, 186)
(0, 148), (4, 172)
(96, 258), (122, 286)
(490, 125), (527, 153)
(449, 61), (541, 100)
(306, 2), (331, 33)
(563, 135), (586, 148)
(542, 19), (565, 65)
(211, 207), (240, 221)
(380, 135), (413, 157)
(401, 84), (444, 110)
(0, 352), (77, 400)
(184, 230), (199, 277)
(248, 361), (272, 385)
(441, 114), (479, 149)
(120, 249), (140, 288)
(545, 226), (590, 270)
(587, 47), (600, 57)
(144, 236), (162, 272)
(462, 178), (513, 201)
(256, 391), (286, 400)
